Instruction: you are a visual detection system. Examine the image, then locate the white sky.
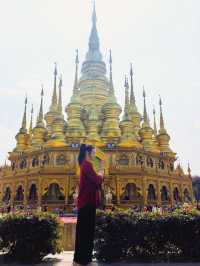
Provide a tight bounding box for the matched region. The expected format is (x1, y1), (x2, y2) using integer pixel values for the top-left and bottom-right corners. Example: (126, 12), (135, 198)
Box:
(0, 0), (199, 175)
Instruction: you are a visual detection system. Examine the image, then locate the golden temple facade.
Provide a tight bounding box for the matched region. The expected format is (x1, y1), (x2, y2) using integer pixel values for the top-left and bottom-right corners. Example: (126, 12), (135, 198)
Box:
(0, 4), (193, 210)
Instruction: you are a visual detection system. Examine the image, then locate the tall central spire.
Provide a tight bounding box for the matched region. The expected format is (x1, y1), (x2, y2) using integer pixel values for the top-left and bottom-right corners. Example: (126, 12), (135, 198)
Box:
(109, 50), (114, 94)
(86, 0), (102, 62)
(50, 63), (58, 112)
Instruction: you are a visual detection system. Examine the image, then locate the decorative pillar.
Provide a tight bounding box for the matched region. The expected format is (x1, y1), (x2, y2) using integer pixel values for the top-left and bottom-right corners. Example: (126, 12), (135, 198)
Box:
(11, 183), (15, 207)
(65, 176), (69, 205)
(24, 180), (28, 206)
(38, 177), (42, 206)
(180, 183), (183, 203)
(169, 181), (173, 206)
(142, 177), (147, 205)
(0, 185), (3, 205)
(190, 184), (194, 203)
(157, 180), (161, 205)
(116, 177), (120, 205)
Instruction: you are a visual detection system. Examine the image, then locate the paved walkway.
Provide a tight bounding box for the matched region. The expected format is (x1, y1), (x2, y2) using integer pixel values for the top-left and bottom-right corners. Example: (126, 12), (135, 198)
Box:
(1, 252), (200, 265)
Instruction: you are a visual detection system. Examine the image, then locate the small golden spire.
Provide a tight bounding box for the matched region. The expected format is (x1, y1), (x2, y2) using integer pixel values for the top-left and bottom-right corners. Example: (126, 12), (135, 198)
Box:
(130, 63), (136, 105)
(123, 76), (130, 120)
(37, 86), (44, 127)
(109, 49), (114, 94)
(29, 104), (34, 134)
(50, 63), (58, 111)
(188, 162), (191, 176)
(142, 86), (149, 127)
(73, 50), (79, 95)
(58, 75), (63, 113)
(153, 107), (157, 136)
(159, 96), (167, 134)
(20, 95), (28, 133)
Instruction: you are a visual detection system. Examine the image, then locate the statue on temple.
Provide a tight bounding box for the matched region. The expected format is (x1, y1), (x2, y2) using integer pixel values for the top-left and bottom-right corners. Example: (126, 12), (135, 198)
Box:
(72, 186), (79, 205)
(105, 186), (113, 205)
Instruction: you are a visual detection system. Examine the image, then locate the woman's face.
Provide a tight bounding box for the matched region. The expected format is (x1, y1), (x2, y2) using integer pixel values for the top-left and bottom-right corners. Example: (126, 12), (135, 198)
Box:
(90, 148), (96, 160)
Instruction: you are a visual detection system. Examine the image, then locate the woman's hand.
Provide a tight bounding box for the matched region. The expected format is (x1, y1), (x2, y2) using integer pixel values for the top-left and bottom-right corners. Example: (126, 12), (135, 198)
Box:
(98, 169), (104, 177)
(99, 160), (105, 170)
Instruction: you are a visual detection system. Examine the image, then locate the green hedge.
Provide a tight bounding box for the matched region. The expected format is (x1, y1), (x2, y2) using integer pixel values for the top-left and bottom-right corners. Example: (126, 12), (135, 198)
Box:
(94, 207), (200, 263)
(0, 212), (62, 264)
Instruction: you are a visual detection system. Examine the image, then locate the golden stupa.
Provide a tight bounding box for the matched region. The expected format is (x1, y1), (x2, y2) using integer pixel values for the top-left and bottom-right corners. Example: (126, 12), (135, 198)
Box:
(0, 3), (193, 210)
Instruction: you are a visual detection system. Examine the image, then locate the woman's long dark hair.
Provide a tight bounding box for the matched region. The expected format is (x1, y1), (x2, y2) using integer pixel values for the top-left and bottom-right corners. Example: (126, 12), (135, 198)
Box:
(78, 144), (94, 166)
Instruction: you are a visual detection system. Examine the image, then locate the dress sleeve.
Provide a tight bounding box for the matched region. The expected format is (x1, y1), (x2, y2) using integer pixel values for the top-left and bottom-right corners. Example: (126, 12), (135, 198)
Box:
(85, 161), (103, 187)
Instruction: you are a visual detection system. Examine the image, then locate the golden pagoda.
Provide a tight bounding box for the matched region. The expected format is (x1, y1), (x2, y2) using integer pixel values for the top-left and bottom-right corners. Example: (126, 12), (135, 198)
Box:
(0, 3), (193, 210)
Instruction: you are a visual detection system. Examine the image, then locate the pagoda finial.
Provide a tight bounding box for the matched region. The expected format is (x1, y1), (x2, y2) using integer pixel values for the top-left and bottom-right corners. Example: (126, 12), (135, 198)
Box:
(130, 63), (136, 105)
(50, 63), (58, 111)
(58, 75), (63, 113)
(188, 162), (191, 176)
(142, 86), (149, 127)
(86, 0), (102, 61)
(123, 76), (130, 119)
(37, 86), (44, 126)
(109, 49), (114, 94)
(153, 107), (157, 136)
(29, 104), (34, 134)
(159, 96), (167, 134)
(92, 0), (97, 25)
(20, 96), (28, 133)
(73, 49), (79, 95)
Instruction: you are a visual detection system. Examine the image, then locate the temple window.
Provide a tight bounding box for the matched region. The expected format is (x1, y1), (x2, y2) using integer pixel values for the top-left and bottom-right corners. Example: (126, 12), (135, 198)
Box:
(118, 154), (129, 166)
(56, 154), (66, 165)
(159, 160), (165, 170)
(147, 184), (156, 201)
(183, 188), (191, 202)
(42, 154), (50, 166)
(136, 154), (144, 166)
(29, 184), (38, 201)
(169, 162), (174, 171)
(11, 162), (16, 171)
(15, 185), (24, 201)
(161, 186), (168, 201)
(173, 187), (180, 202)
(19, 158), (27, 169)
(147, 157), (154, 168)
(32, 157), (39, 167)
(71, 143), (79, 148)
(107, 143), (116, 149)
(3, 187), (11, 203)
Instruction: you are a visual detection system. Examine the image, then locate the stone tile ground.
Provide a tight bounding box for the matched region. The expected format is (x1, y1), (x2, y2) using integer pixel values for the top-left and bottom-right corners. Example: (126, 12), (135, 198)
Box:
(1, 252), (200, 266)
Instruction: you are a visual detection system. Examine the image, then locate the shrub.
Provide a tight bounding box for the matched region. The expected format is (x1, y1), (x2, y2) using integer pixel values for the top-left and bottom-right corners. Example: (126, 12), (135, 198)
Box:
(0, 212), (63, 264)
(94, 207), (200, 263)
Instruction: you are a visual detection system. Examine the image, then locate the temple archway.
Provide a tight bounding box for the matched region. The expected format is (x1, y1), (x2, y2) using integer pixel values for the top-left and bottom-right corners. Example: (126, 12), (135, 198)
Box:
(147, 184), (156, 202)
(122, 183), (141, 201)
(32, 157), (39, 167)
(183, 188), (191, 202)
(29, 184), (38, 201)
(15, 185), (24, 201)
(173, 187), (181, 202)
(161, 186), (168, 202)
(42, 183), (65, 202)
(3, 187), (11, 203)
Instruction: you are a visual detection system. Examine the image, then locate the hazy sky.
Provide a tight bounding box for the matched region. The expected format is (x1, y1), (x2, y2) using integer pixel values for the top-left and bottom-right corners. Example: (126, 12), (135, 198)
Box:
(0, 0), (199, 175)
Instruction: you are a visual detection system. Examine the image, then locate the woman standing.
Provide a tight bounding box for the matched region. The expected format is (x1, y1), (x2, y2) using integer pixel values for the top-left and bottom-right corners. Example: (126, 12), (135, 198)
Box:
(73, 144), (104, 266)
